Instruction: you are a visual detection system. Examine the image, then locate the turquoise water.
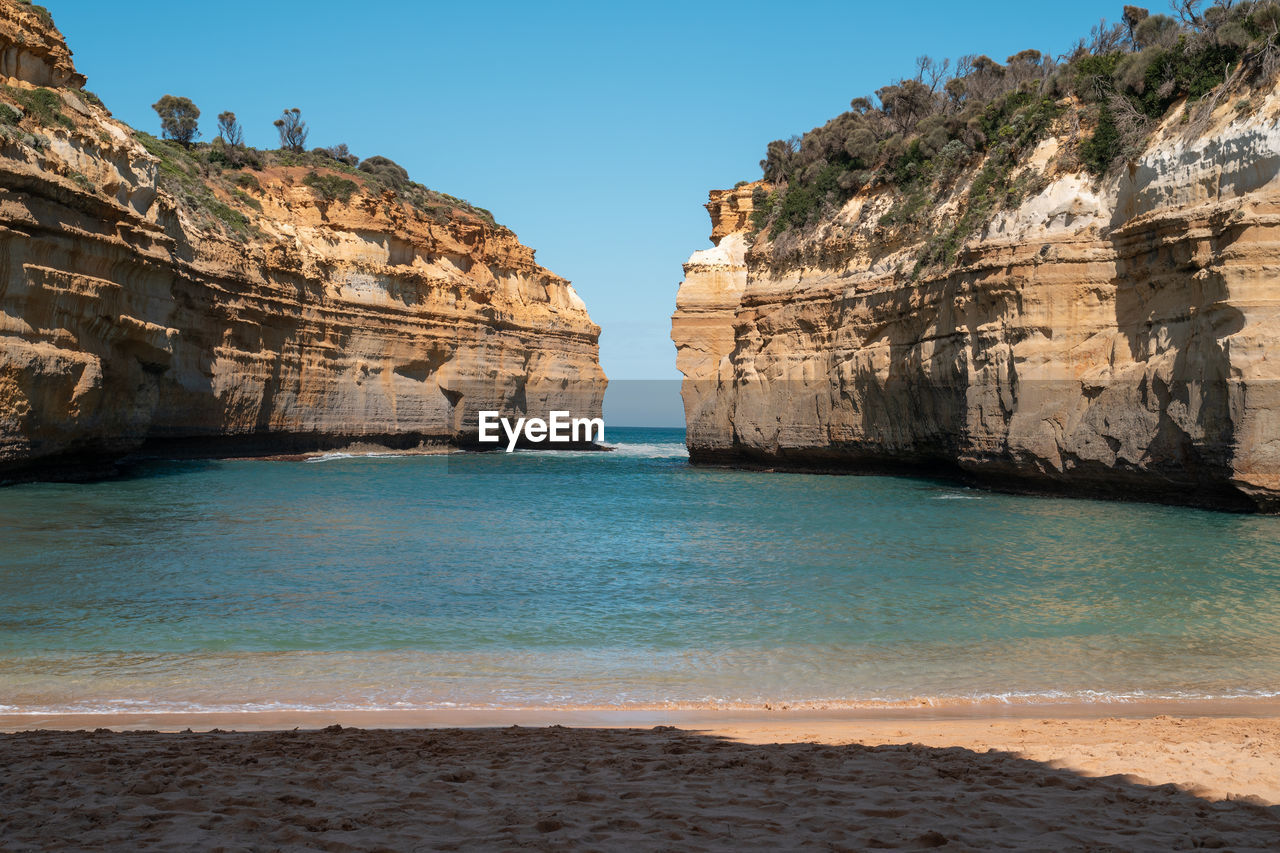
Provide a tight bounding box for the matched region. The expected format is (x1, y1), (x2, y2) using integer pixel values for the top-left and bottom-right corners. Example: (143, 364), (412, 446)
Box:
(1, 426), (1278, 713)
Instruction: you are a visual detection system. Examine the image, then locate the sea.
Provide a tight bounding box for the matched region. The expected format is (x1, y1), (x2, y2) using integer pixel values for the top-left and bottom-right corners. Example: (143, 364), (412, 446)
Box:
(1, 426), (1278, 715)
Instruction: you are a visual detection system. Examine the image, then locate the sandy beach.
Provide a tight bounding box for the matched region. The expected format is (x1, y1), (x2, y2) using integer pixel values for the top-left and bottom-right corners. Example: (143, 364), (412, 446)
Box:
(3, 711), (1279, 850)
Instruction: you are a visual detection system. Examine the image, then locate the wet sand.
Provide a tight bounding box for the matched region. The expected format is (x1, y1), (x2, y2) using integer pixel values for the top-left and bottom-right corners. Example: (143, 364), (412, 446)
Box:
(3, 710), (1279, 849)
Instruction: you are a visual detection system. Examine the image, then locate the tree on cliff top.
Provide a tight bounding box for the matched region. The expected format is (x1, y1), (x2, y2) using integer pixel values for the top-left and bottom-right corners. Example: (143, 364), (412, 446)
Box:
(1122, 5), (1150, 47)
(274, 108), (308, 152)
(152, 95), (199, 146)
(216, 111), (243, 147)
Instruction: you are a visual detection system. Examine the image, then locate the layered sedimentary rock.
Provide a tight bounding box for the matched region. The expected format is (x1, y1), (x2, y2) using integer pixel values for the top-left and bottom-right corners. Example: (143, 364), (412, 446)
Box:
(673, 91), (1280, 511)
(0, 1), (604, 479)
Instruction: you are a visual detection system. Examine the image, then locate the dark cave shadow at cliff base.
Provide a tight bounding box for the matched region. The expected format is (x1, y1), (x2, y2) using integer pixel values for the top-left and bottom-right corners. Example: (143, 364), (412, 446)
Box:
(111, 456), (237, 483)
(687, 448), (1261, 514)
(2, 727), (1278, 849)
(0, 451), (221, 488)
(0, 433), (462, 487)
(1, 431), (616, 488)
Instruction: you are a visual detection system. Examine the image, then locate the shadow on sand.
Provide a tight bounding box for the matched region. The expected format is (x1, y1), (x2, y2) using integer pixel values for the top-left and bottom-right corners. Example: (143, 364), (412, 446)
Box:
(2, 726), (1279, 849)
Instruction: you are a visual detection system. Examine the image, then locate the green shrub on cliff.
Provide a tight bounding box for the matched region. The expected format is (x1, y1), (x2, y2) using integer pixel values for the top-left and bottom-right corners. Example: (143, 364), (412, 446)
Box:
(232, 188), (261, 211)
(746, 2), (1280, 253)
(1081, 102), (1124, 174)
(358, 155), (411, 189)
(135, 132), (196, 183)
(748, 186), (775, 234)
(751, 52), (1067, 242)
(207, 198), (249, 234)
(302, 170), (359, 203)
(1068, 8), (1264, 175)
(3, 86), (72, 129)
(134, 132), (258, 240)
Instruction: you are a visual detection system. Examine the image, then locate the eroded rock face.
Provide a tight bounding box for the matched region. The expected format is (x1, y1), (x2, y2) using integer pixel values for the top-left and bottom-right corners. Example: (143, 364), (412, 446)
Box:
(0, 1), (604, 479)
(0, 2), (82, 89)
(672, 91), (1280, 512)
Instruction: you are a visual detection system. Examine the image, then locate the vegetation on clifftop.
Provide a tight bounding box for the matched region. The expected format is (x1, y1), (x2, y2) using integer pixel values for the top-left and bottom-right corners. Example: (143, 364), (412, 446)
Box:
(302, 170), (359, 203)
(0, 3), (501, 240)
(13, 0), (53, 29)
(749, 1), (1280, 269)
(132, 97), (499, 235)
(130, 131), (501, 239)
(152, 95), (199, 146)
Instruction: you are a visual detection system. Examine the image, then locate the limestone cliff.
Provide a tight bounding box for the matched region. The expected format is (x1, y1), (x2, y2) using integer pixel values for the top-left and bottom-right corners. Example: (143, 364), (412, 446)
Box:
(0, 1), (605, 480)
(673, 88), (1280, 512)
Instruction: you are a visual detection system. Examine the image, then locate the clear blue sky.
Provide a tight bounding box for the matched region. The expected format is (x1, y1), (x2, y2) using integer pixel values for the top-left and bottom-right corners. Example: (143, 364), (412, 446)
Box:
(52, 0), (1124, 385)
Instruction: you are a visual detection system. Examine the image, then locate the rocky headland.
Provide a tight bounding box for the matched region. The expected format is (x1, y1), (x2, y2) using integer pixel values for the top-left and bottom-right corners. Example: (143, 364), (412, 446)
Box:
(0, 0), (605, 481)
(673, 11), (1280, 512)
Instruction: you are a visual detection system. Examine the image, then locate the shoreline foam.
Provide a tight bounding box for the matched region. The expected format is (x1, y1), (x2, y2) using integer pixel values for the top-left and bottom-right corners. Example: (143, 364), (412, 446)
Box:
(6, 696), (1280, 732)
(6, 691), (1280, 719)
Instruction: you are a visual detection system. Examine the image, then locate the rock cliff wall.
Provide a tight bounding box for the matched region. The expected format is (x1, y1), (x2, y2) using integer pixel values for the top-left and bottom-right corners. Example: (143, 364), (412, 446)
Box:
(0, 1), (605, 479)
(673, 90), (1280, 511)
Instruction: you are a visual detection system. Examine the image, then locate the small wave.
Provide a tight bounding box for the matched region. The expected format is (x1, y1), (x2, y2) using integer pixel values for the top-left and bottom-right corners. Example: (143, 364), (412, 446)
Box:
(606, 442), (689, 459)
(510, 441), (688, 460)
(301, 440), (687, 463)
(306, 452), (356, 463)
(933, 494), (982, 500)
(305, 452), (412, 464)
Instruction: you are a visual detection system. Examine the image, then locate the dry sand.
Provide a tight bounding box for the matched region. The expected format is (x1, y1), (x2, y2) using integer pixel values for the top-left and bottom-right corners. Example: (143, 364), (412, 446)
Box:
(2, 713), (1279, 850)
